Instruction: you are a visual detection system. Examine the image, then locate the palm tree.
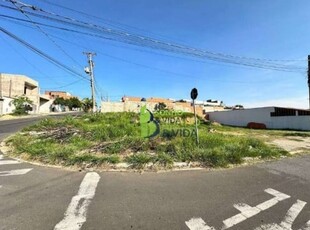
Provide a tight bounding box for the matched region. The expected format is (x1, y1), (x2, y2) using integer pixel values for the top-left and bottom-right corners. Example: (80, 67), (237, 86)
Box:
(82, 98), (93, 112)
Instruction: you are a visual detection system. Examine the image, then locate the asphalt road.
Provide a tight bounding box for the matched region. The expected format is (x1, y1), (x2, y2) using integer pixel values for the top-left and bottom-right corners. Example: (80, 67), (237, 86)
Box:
(0, 116), (309, 230)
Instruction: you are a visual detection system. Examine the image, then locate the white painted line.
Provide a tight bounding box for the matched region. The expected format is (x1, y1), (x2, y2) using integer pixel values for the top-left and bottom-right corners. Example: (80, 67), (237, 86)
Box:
(234, 203), (260, 218)
(0, 168), (32, 176)
(185, 218), (216, 230)
(223, 213), (247, 229)
(223, 188), (290, 229)
(301, 220), (310, 230)
(254, 223), (282, 230)
(54, 172), (100, 230)
(0, 185), (2, 189)
(0, 155), (3, 160)
(280, 200), (307, 229)
(0, 160), (20, 165)
(256, 198), (278, 211)
(265, 188), (291, 201)
(255, 200), (307, 230)
(185, 189), (307, 230)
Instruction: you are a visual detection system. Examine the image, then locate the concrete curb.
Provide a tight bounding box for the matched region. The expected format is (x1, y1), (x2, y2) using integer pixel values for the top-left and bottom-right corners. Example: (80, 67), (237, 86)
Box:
(0, 111), (81, 121)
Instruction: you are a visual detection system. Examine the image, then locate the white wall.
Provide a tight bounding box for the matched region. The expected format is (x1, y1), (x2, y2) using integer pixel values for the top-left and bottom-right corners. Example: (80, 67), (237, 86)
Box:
(0, 97), (14, 114)
(39, 99), (54, 113)
(101, 101), (155, 113)
(208, 107), (310, 131)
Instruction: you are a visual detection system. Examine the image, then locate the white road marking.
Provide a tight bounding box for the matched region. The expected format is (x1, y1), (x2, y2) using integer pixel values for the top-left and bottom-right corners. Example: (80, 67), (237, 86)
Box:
(0, 168), (32, 176)
(54, 172), (101, 230)
(255, 200), (307, 230)
(0, 185), (2, 189)
(300, 220), (310, 230)
(185, 218), (216, 230)
(0, 155), (3, 160)
(280, 200), (307, 229)
(222, 188), (290, 229)
(0, 160), (20, 165)
(233, 203), (260, 218)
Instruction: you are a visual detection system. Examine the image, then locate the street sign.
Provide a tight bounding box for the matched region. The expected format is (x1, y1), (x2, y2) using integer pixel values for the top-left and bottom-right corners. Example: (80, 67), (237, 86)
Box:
(190, 88), (198, 100)
(190, 88), (199, 145)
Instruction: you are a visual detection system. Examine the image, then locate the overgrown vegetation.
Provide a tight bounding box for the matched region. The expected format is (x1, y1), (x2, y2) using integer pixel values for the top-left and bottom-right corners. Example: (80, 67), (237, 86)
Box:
(53, 97), (82, 110)
(12, 95), (33, 115)
(81, 98), (94, 112)
(6, 112), (290, 170)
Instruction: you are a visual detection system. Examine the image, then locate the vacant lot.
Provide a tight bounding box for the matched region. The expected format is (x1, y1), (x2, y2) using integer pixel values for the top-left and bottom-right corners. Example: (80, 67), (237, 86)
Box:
(5, 112), (309, 170)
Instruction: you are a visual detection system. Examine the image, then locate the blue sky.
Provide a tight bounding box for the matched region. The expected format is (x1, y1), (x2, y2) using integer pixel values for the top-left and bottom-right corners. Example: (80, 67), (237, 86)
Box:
(0, 0), (309, 108)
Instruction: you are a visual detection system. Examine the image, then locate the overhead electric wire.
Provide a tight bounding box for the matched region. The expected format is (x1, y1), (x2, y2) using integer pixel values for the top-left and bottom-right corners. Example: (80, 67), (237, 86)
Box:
(0, 1), (306, 73)
(1, 10), (305, 74)
(3, 13), (306, 75)
(0, 13), (117, 42)
(0, 21), (86, 90)
(9, 0), (84, 69)
(21, 4), (304, 67)
(0, 33), (65, 86)
(0, 26), (89, 82)
(1, 11), (305, 73)
(50, 33), (294, 84)
(34, 0), (195, 44)
(1, 26), (85, 90)
(40, 79), (84, 90)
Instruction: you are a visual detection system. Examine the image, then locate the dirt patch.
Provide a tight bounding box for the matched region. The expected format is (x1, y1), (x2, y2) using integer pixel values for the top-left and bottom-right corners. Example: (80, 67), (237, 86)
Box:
(271, 137), (310, 153)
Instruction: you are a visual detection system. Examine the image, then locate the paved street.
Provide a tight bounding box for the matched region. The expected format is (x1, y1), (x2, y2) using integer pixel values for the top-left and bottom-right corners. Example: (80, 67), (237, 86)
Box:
(0, 117), (309, 230)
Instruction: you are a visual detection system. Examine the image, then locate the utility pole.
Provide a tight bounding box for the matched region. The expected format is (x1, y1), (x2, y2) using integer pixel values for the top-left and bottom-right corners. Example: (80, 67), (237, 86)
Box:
(308, 55), (310, 109)
(83, 52), (96, 112)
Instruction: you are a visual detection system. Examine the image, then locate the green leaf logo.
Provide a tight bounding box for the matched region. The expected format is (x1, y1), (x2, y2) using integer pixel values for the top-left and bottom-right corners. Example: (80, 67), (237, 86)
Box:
(140, 105), (160, 138)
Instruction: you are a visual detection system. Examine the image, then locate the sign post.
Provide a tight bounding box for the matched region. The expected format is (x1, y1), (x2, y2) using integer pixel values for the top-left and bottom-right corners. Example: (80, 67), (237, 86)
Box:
(190, 88), (199, 145)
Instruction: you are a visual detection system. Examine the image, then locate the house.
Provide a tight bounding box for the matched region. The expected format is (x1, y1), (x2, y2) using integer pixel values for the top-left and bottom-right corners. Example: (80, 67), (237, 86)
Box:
(207, 106), (310, 131)
(39, 94), (54, 113)
(102, 96), (225, 117)
(45, 91), (74, 100)
(0, 73), (40, 114)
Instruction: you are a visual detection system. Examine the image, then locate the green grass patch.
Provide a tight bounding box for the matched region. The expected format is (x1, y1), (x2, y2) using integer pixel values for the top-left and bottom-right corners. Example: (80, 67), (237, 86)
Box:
(6, 112), (290, 169)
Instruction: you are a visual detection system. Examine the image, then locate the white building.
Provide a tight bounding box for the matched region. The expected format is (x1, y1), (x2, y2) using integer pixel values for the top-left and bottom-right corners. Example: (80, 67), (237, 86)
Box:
(0, 73), (54, 115)
(207, 106), (310, 131)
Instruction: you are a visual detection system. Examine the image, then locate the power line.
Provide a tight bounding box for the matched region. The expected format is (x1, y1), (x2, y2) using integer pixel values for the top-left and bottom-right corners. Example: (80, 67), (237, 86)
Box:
(0, 33), (64, 86)
(2, 13), (306, 75)
(8, 0), (84, 69)
(47, 33), (306, 84)
(33, 0), (193, 44)
(0, 26), (89, 81)
(40, 79), (83, 90)
(0, 1), (305, 73)
(1, 28), (85, 90)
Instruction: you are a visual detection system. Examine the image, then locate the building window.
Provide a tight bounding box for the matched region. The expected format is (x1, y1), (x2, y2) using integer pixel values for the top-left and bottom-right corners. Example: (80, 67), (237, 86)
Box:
(270, 107), (296, 117)
(298, 110), (310, 116)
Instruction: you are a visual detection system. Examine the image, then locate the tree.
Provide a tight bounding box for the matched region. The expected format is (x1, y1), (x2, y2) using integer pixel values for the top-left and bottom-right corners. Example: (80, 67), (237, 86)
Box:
(82, 98), (93, 112)
(12, 95), (33, 115)
(53, 97), (66, 106)
(66, 97), (82, 110)
(53, 97), (82, 110)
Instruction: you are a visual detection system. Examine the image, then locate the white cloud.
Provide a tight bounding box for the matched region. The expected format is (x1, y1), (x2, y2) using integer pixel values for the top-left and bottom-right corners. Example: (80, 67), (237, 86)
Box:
(243, 96), (309, 109)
